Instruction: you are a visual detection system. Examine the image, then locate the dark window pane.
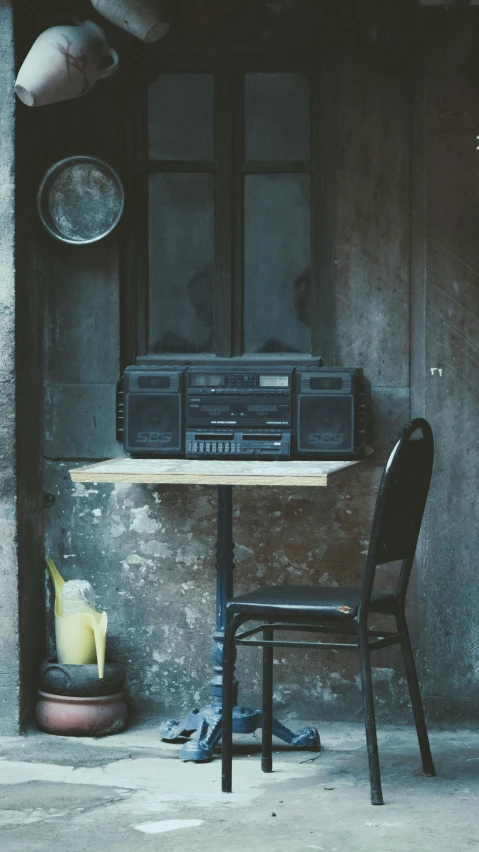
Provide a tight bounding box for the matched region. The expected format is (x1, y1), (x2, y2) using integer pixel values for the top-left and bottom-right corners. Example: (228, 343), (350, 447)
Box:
(244, 73), (310, 161)
(148, 174), (214, 353)
(244, 174), (311, 354)
(148, 74), (214, 160)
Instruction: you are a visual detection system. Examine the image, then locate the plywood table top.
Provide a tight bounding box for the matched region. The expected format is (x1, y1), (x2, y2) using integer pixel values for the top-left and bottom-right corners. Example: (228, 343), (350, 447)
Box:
(70, 457), (363, 487)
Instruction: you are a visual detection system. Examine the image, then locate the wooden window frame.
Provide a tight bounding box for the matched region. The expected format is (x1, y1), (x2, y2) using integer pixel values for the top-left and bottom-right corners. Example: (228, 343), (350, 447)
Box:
(120, 46), (336, 369)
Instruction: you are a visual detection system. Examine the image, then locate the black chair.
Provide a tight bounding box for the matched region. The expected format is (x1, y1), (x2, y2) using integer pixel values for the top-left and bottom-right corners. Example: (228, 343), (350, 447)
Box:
(221, 418), (435, 805)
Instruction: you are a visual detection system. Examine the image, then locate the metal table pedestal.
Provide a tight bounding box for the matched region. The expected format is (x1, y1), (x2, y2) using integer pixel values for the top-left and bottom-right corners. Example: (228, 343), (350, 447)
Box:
(159, 485), (321, 762)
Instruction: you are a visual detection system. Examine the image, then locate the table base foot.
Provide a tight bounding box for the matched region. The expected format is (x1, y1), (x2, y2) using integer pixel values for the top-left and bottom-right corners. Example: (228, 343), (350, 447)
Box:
(158, 709), (202, 743)
(160, 705), (321, 762)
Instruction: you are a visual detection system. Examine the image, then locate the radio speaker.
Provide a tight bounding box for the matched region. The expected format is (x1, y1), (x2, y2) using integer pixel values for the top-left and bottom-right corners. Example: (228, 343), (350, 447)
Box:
(122, 366), (184, 456)
(294, 368), (370, 459)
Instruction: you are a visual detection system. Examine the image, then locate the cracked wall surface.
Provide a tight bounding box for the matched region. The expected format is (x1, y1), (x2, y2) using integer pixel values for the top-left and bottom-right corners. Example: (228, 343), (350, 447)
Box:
(40, 50), (413, 722)
(0, 1), (19, 734)
(30, 21), (479, 724)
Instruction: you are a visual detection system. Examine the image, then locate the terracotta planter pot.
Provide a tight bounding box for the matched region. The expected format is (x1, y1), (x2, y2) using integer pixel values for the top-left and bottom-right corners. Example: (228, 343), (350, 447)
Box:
(35, 691), (128, 737)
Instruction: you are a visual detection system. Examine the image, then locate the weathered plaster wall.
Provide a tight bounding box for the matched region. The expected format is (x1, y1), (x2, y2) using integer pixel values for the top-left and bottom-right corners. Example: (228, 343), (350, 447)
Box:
(335, 63), (411, 457)
(0, 0), (45, 734)
(46, 465), (410, 721)
(15, 9), (49, 730)
(0, 0), (20, 734)
(419, 71), (479, 721)
(41, 52), (414, 725)
(29, 10), (478, 728)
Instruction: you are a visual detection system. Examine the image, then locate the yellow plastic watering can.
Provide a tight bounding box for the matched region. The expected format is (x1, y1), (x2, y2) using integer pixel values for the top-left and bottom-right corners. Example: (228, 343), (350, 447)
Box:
(46, 557), (107, 679)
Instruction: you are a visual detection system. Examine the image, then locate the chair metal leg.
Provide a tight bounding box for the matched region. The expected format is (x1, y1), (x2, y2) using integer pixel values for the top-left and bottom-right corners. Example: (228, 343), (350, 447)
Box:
(221, 614), (244, 793)
(397, 615), (435, 777)
(262, 626), (273, 773)
(358, 626), (384, 805)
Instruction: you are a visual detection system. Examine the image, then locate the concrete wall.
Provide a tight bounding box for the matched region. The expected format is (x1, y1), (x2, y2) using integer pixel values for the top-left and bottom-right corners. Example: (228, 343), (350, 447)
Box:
(418, 70), (479, 721)
(0, 0), (45, 734)
(41, 53), (414, 725)
(5, 10), (475, 727)
(0, 0), (20, 734)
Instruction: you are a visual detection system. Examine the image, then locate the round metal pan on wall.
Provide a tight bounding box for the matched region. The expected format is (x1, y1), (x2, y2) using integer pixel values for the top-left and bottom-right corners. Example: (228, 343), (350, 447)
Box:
(37, 155), (125, 244)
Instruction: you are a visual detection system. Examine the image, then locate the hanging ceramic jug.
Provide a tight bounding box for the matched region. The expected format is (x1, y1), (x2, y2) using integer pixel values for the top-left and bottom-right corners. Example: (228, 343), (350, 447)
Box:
(15, 20), (119, 107)
(90, 0), (170, 43)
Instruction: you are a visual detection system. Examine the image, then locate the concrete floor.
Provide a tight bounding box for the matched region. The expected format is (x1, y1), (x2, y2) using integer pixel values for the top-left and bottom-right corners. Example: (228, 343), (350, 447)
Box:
(0, 722), (478, 851)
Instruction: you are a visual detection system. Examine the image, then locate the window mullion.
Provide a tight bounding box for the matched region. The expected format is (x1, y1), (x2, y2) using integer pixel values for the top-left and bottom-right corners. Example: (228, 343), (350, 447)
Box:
(231, 69), (244, 357)
(214, 67), (234, 357)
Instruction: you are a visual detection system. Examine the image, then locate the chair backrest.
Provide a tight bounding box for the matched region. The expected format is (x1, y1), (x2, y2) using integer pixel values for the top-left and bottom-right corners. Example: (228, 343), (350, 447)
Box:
(360, 418), (434, 615)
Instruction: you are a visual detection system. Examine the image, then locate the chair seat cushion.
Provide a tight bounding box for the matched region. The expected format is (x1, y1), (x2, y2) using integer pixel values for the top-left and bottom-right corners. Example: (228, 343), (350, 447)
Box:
(227, 585), (397, 619)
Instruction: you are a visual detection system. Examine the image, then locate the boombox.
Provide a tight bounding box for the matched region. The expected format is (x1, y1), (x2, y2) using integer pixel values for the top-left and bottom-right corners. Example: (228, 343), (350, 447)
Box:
(117, 364), (370, 460)
(294, 367), (370, 459)
(185, 365), (294, 459)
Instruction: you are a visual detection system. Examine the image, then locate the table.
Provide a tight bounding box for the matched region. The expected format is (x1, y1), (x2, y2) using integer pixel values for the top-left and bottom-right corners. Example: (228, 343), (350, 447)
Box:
(71, 458), (361, 761)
